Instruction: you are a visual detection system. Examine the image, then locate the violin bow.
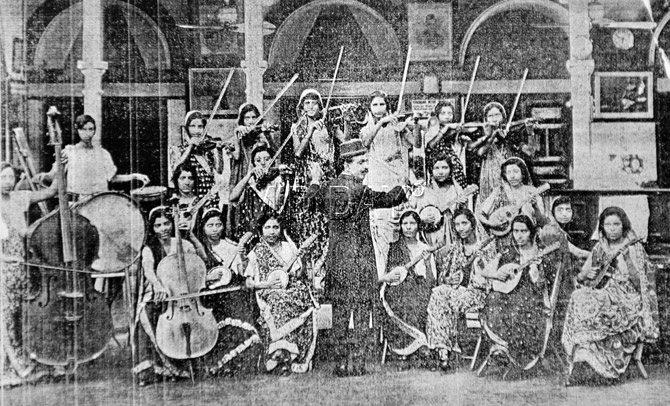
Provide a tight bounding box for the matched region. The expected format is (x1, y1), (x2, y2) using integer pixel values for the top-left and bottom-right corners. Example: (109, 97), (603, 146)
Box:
(252, 73), (299, 128)
(202, 68), (235, 140)
(324, 46), (344, 114)
(503, 68), (529, 135)
(460, 55), (481, 125)
(396, 45), (412, 115)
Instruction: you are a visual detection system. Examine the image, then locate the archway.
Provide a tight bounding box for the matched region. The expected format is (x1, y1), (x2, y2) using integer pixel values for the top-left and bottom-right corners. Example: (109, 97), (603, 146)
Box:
(458, 0), (569, 66)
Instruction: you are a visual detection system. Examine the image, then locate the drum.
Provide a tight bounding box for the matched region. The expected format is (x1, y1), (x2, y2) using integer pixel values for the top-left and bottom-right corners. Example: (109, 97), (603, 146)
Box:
(130, 185), (167, 202)
(419, 205), (444, 233)
(74, 192), (145, 273)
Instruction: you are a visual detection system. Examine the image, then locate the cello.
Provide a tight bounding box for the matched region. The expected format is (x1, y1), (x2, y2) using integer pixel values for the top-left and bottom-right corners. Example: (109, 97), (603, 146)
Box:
(155, 198), (219, 360)
(23, 107), (113, 368)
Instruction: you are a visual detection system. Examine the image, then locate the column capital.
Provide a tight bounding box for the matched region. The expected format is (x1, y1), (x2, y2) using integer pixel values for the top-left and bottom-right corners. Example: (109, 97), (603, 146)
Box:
(77, 60), (109, 71)
(566, 58), (595, 77)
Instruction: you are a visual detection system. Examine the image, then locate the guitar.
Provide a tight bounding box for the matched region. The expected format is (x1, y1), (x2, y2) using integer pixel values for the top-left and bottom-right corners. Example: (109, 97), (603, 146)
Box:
(583, 237), (643, 289)
(419, 185), (479, 233)
(487, 183), (550, 237)
(490, 242), (561, 294)
(265, 234), (319, 289)
(388, 242), (444, 286)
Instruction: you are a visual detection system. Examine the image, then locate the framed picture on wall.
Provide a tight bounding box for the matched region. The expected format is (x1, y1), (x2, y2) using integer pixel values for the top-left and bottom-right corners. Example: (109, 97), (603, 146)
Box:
(594, 71), (653, 119)
(188, 68), (246, 114)
(407, 2), (453, 61)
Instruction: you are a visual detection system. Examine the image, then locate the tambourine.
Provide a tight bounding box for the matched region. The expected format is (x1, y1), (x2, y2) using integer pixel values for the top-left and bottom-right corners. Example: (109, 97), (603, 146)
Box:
(388, 266), (408, 286)
(419, 205), (444, 233)
(267, 270), (289, 289)
(130, 185), (167, 202)
(208, 266), (232, 289)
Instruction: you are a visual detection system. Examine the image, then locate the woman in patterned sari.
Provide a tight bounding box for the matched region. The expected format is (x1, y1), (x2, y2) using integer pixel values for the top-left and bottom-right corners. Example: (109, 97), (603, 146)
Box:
(244, 213), (316, 374)
(562, 207), (658, 381)
(380, 210), (437, 369)
(426, 207), (496, 370)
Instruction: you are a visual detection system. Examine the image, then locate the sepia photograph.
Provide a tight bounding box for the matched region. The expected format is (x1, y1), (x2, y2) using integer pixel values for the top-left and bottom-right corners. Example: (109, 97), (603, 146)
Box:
(1, 0), (670, 405)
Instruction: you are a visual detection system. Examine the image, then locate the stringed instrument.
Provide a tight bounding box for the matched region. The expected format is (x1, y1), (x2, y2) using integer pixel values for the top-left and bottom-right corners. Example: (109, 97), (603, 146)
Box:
(388, 241), (444, 287)
(447, 235), (496, 287)
(487, 183), (550, 237)
(23, 107), (112, 368)
(208, 232), (254, 289)
(418, 185), (479, 233)
(583, 237), (643, 289)
(155, 199), (219, 360)
(490, 242), (561, 294)
(264, 234), (319, 289)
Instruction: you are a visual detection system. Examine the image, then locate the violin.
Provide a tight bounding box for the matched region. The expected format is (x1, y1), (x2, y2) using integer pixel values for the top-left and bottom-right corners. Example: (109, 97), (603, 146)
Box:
(23, 107), (113, 368)
(155, 198), (219, 360)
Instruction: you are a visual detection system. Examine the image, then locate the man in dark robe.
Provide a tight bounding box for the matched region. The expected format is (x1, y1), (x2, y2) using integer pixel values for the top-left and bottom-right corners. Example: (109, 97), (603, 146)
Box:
(306, 138), (408, 376)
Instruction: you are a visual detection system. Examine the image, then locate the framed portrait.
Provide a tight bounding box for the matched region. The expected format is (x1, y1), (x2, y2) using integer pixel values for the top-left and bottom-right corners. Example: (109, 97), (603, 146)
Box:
(188, 68), (246, 115)
(198, 1), (238, 56)
(407, 2), (453, 61)
(594, 71), (653, 119)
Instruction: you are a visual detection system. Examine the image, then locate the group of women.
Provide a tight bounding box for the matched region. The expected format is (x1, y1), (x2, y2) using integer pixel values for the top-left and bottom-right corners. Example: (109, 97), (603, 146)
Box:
(0, 89), (660, 388)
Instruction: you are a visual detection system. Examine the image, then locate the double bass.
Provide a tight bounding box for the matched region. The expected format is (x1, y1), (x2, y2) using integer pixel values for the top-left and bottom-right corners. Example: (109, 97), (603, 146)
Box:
(23, 107), (113, 368)
(155, 198), (219, 360)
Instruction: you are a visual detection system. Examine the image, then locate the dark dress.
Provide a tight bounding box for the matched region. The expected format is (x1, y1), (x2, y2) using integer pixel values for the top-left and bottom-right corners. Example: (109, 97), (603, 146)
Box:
(481, 246), (552, 369)
(307, 174), (407, 362)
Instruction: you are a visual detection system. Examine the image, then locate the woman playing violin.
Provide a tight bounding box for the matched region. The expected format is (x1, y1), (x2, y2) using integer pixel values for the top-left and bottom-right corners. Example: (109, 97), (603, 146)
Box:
(424, 101), (468, 188)
(288, 89), (344, 269)
(244, 213), (316, 375)
(426, 208), (496, 371)
(191, 208), (261, 376)
(1, 163), (58, 386)
(234, 103), (275, 182)
(468, 102), (535, 205)
(477, 157), (548, 248)
(380, 210), (437, 370)
(230, 145), (291, 238)
(562, 207), (658, 382)
(479, 215), (557, 372)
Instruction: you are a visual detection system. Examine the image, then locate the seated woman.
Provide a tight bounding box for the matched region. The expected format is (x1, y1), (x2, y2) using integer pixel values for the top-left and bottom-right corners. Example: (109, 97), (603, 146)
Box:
(230, 145), (291, 238)
(426, 207), (496, 370)
(562, 207), (658, 382)
(477, 157), (548, 249)
(479, 215), (556, 373)
(380, 210), (437, 369)
(423, 101), (468, 188)
(244, 213), (316, 375)
(171, 163), (200, 239)
(191, 208), (260, 375)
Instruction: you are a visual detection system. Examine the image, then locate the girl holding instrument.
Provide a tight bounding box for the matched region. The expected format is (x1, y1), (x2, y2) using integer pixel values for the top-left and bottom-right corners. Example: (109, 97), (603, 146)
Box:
(468, 102), (536, 205)
(380, 210), (437, 370)
(244, 213), (316, 375)
(562, 207), (658, 382)
(477, 157), (548, 248)
(426, 208), (496, 371)
(479, 215), (556, 372)
(234, 103), (275, 181)
(171, 163), (200, 239)
(230, 145), (291, 238)
(424, 101), (468, 188)
(0, 162), (58, 386)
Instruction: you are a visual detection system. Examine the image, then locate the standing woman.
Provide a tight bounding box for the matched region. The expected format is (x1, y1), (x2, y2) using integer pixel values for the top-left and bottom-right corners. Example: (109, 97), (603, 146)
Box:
(424, 101), (468, 188)
(244, 214), (316, 375)
(380, 210), (437, 369)
(191, 208), (260, 376)
(562, 207), (658, 381)
(289, 89), (344, 266)
(469, 102), (535, 205)
(361, 91), (417, 277)
(479, 215), (555, 371)
(426, 207), (496, 370)
(233, 103), (275, 182)
(0, 163), (57, 386)
(168, 111), (221, 206)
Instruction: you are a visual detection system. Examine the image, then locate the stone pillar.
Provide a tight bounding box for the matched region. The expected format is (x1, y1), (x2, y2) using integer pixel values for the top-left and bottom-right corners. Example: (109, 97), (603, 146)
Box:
(242, 0), (267, 108)
(77, 0), (107, 145)
(567, 0), (594, 188)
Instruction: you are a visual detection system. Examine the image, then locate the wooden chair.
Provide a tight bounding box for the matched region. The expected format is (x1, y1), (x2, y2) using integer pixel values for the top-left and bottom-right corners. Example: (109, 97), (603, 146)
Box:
(461, 312), (484, 371)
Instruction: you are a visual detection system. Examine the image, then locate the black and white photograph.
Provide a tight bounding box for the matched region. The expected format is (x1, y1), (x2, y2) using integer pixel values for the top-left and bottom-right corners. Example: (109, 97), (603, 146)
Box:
(1, 1), (670, 405)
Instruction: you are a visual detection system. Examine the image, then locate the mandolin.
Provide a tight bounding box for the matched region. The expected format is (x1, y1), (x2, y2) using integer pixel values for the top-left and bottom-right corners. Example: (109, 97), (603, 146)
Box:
(583, 237), (643, 289)
(448, 235), (496, 287)
(388, 242), (444, 286)
(491, 242), (561, 293)
(487, 183), (550, 237)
